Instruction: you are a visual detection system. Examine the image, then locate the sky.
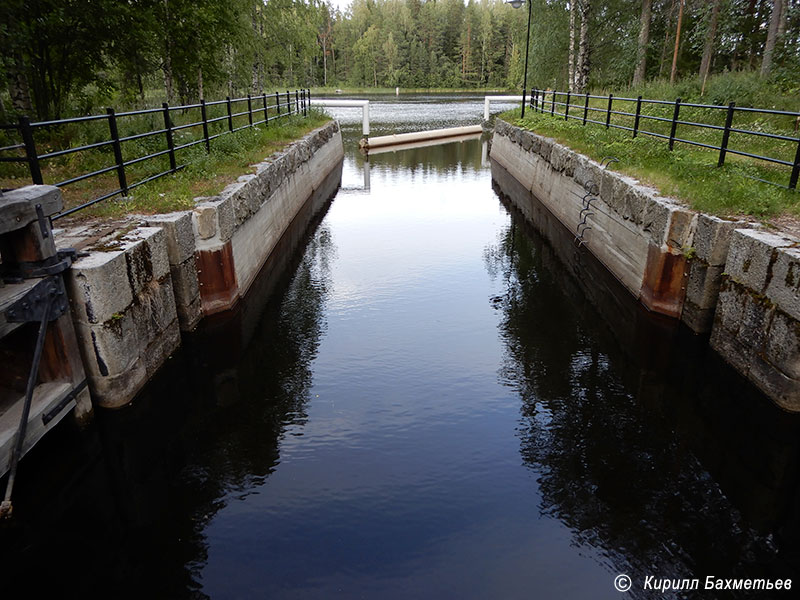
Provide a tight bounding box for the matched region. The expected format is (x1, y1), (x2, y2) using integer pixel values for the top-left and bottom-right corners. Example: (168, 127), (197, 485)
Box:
(330, 0), (352, 12)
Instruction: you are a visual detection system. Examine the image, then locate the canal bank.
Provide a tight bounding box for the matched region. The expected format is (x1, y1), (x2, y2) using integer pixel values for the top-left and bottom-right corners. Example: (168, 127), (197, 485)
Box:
(491, 118), (800, 412)
(54, 120), (343, 408)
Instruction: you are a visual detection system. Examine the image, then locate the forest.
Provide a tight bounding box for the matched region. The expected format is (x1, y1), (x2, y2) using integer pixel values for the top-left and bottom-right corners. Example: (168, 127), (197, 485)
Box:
(1, 0), (799, 121)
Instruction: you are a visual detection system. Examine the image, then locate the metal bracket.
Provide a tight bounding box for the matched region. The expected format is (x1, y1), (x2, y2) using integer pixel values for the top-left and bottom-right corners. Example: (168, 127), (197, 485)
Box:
(42, 380), (88, 426)
(4, 276), (68, 323)
(35, 203), (50, 239)
(1, 248), (76, 281)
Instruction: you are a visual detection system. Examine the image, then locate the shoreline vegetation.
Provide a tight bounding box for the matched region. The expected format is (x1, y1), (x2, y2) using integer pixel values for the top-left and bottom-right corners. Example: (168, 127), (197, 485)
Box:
(503, 96), (798, 223)
(0, 112), (330, 222)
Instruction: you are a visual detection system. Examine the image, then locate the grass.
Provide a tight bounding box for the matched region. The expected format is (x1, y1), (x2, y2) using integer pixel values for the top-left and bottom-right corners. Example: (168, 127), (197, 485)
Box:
(503, 101), (799, 220)
(1, 109), (330, 222)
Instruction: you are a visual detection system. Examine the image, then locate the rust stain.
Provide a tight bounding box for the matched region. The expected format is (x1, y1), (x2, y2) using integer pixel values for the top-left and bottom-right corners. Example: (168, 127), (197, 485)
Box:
(196, 242), (240, 316)
(640, 244), (689, 319)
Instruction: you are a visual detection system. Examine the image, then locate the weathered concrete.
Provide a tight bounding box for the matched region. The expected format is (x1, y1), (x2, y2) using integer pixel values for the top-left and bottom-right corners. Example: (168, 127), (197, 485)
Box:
(491, 119), (696, 320)
(142, 212), (201, 331)
(65, 226), (180, 408)
(54, 120), (344, 408)
(491, 119), (800, 412)
(711, 229), (800, 411)
(193, 120), (343, 315)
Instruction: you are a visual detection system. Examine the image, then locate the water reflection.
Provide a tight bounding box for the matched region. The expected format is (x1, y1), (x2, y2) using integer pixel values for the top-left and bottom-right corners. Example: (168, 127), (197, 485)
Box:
(3, 95), (800, 599)
(489, 160), (800, 596)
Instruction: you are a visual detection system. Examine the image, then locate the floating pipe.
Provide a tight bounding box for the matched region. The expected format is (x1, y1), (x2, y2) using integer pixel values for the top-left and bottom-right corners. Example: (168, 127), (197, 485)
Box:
(363, 125), (482, 151)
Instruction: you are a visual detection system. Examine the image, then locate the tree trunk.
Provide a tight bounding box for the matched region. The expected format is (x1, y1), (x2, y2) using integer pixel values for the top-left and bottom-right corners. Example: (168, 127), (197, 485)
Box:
(669, 0), (684, 84)
(633, 0), (651, 86)
(761, 0), (784, 76)
(568, 1), (576, 90)
(750, 0), (767, 69)
(8, 51), (33, 114)
(699, 0), (721, 93)
(162, 0), (174, 103)
(576, 0), (591, 93)
(659, 0), (677, 77)
(163, 53), (175, 103)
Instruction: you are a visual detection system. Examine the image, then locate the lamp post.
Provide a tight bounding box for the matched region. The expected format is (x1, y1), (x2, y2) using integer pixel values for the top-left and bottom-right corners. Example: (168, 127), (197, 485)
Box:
(507, 0), (533, 118)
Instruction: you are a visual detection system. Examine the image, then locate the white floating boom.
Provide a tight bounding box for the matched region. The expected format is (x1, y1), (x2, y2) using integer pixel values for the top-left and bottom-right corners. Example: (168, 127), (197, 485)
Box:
(365, 125), (483, 150)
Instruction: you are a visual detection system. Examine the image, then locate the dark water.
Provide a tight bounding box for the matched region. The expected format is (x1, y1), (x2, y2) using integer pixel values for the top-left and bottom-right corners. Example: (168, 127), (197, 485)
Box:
(2, 95), (800, 599)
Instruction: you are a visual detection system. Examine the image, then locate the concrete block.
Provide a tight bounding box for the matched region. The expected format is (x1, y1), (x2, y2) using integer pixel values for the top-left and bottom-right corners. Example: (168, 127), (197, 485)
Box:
(621, 186), (647, 225)
(694, 214), (744, 266)
(76, 313), (139, 377)
(710, 312), (753, 376)
(764, 310), (800, 380)
(749, 354), (800, 412)
(764, 246), (800, 321)
(87, 359), (147, 409)
(726, 228), (795, 294)
(664, 204), (696, 250)
(641, 199), (672, 247)
(194, 204), (217, 240)
(142, 211), (196, 264)
(735, 291), (774, 353)
(538, 138), (552, 162)
(143, 318), (180, 377)
(68, 250), (132, 324)
(713, 278), (748, 334)
(131, 277), (178, 344)
(121, 227), (170, 296)
(562, 149), (577, 177)
(686, 262), (725, 310)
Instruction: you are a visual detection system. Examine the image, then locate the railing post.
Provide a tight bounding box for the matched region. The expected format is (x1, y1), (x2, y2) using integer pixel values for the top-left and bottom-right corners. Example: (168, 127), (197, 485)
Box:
(295, 90), (299, 116)
(247, 93), (253, 127)
(200, 99), (211, 152)
(669, 97), (681, 151)
(307, 88), (311, 111)
(521, 85), (527, 118)
(531, 88), (536, 111)
(275, 91), (281, 116)
(262, 92), (269, 126)
(162, 103), (177, 172)
(718, 102), (736, 167)
(789, 137), (800, 190)
(529, 88), (534, 110)
(633, 96), (642, 138)
(551, 90), (556, 116)
(226, 96), (233, 131)
(286, 90), (291, 115)
(565, 91), (571, 120)
(18, 116), (43, 185)
(605, 94), (613, 128)
(583, 92), (589, 125)
(106, 108), (128, 196)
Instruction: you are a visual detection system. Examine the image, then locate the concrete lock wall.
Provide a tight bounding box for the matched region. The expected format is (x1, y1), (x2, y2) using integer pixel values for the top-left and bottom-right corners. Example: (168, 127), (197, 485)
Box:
(490, 119), (800, 412)
(57, 121), (343, 408)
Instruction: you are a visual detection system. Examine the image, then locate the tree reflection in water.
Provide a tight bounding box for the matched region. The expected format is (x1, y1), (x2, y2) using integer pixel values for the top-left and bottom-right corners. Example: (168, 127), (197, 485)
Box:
(485, 172), (800, 596)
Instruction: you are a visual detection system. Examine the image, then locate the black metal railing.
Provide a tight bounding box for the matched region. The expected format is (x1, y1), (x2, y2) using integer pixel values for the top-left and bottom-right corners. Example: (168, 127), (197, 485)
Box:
(0, 88), (311, 219)
(526, 88), (800, 190)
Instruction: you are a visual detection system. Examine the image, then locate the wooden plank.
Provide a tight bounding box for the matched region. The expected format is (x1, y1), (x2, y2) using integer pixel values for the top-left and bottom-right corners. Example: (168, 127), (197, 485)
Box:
(0, 279), (40, 338)
(0, 186), (62, 235)
(0, 381), (74, 477)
